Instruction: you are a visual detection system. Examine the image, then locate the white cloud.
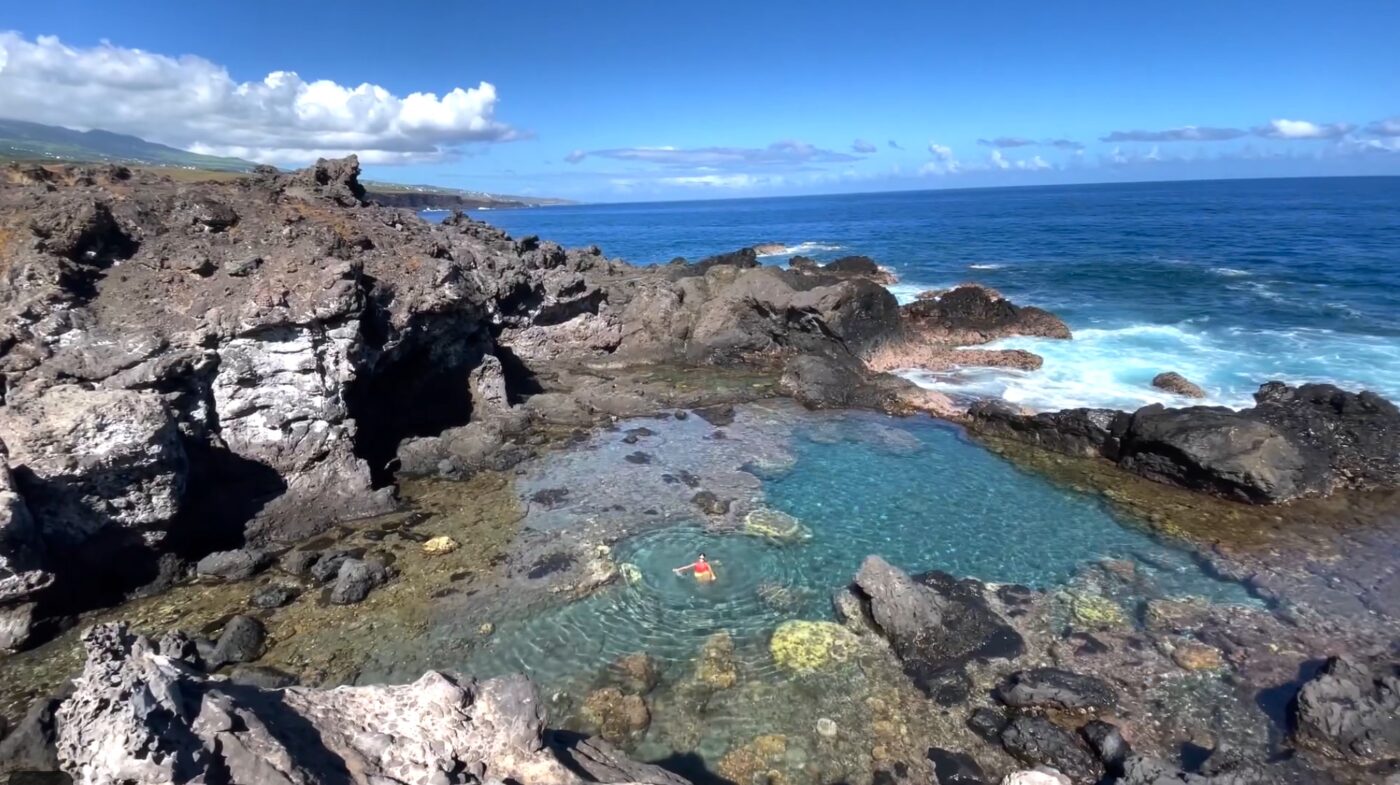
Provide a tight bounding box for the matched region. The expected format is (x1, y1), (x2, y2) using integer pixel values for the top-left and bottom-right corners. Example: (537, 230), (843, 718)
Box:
(989, 149), (1010, 170)
(1255, 118), (1354, 140)
(1365, 117), (1400, 137)
(0, 31), (518, 165)
(851, 138), (878, 154)
(920, 142), (960, 175)
(658, 173), (773, 188)
(584, 141), (855, 169)
(564, 149), (587, 164)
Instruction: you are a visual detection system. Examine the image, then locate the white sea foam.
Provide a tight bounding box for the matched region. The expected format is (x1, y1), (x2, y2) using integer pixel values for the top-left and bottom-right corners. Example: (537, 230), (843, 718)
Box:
(968, 263), (1005, 270)
(1210, 267), (1252, 277)
(754, 241), (845, 257)
(898, 321), (1400, 413)
(886, 282), (946, 305)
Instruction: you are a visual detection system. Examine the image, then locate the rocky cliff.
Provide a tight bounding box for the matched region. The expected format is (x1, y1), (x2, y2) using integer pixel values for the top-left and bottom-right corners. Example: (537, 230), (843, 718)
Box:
(0, 157), (949, 649)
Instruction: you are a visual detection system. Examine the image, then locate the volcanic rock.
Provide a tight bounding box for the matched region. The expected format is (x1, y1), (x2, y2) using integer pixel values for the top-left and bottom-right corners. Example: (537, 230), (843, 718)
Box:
(847, 556), (1023, 699)
(53, 622), (685, 784)
(1293, 655), (1400, 764)
(1152, 372), (1206, 399)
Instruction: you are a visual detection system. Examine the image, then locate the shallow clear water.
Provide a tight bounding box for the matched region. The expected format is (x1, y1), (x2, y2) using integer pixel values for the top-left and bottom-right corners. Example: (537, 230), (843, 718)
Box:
(428, 178), (1400, 411)
(458, 409), (1255, 751)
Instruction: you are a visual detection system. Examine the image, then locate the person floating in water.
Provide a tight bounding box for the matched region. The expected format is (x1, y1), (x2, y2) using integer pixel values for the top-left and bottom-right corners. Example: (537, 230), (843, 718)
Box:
(673, 553), (716, 583)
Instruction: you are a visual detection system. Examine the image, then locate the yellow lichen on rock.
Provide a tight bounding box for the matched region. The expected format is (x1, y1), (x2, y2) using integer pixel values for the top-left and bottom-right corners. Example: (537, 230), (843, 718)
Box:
(421, 536), (459, 555)
(718, 734), (790, 785)
(770, 620), (859, 673)
(744, 508), (810, 543)
(1066, 591), (1127, 630)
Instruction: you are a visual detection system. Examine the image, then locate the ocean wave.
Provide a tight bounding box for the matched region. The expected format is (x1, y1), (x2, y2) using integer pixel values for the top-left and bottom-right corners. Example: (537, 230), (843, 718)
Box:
(901, 319), (1400, 413)
(1210, 267), (1252, 277)
(886, 282), (943, 305)
(968, 263), (1005, 270)
(753, 241), (844, 257)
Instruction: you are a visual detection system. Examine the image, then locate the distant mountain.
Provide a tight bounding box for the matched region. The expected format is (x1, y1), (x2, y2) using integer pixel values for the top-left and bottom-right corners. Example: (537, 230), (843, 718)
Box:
(0, 118), (572, 207)
(0, 118), (255, 171)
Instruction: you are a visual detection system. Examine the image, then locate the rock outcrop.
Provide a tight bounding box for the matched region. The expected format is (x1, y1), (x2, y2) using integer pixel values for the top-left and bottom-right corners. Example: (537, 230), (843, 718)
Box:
(1293, 655), (1400, 765)
(0, 158), (947, 644)
(970, 382), (1400, 503)
(54, 622), (687, 785)
(842, 555), (1023, 701)
(902, 285), (1072, 344)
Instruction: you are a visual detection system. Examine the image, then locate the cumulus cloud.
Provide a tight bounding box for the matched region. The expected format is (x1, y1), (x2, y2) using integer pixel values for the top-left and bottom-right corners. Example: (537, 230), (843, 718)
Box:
(887, 139), (904, 150)
(977, 137), (1035, 148)
(0, 31), (518, 165)
(919, 142), (960, 175)
(1366, 117), (1400, 137)
(987, 149), (1053, 171)
(1101, 126), (1247, 142)
(564, 149), (587, 164)
(851, 138), (878, 154)
(1254, 118), (1354, 140)
(582, 140), (856, 170)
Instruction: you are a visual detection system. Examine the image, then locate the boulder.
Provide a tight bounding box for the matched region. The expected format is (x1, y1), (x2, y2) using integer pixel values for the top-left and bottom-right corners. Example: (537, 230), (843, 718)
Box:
(195, 547), (273, 582)
(1293, 655), (1400, 764)
(329, 557), (391, 604)
(1117, 404), (1311, 503)
(999, 715), (1103, 785)
(1152, 372), (1206, 399)
(996, 668), (1119, 713)
(208, 614), (267, 667)
(54, 623), (686, 785)
(0, 688), (69, 775)
(847, 556), (1023, 699)
(0, 385), (188, 546)
(0, 601), (38, 652)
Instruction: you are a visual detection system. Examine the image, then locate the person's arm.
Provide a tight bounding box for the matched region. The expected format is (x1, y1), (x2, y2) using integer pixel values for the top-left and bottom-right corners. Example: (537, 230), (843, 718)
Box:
(673, 562), (696, 574)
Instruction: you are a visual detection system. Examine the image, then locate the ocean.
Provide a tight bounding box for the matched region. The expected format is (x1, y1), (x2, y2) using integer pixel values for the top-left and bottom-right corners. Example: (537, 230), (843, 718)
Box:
(434, 177), (1400, 412)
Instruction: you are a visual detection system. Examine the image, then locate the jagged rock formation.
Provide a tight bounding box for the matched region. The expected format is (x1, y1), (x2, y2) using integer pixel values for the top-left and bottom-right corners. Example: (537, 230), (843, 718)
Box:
(54, 622), (688, 785)
(969, 382), (1400, 503)
(1293, 655), (1400, 766)
(0, 157), (953, 643)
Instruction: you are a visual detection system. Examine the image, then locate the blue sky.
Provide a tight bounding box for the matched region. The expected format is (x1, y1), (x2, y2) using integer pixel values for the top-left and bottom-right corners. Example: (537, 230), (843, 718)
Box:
(2, 1), (1398, 201)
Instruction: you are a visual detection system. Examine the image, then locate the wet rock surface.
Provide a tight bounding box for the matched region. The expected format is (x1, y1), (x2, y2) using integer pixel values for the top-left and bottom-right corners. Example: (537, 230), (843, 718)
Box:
(970, 381), (1400, 504)
(847, 555), (1024, 699)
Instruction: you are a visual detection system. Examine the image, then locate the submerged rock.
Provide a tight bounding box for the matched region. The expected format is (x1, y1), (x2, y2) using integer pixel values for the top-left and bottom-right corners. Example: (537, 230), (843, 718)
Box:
(769, 620), (859, 673)
(743, 507), (810, 543)
(695, 630), (740, 689)
(54, 623), (686, 784)
(578, 686), (651, 743)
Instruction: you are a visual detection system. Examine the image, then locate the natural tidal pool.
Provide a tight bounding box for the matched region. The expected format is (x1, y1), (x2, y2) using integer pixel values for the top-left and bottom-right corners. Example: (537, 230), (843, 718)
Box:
(358, 403), (1259, 780)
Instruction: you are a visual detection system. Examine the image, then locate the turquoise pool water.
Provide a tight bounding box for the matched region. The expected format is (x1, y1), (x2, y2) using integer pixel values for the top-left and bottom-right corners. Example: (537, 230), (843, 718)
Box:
(454, 408), (1256, 756)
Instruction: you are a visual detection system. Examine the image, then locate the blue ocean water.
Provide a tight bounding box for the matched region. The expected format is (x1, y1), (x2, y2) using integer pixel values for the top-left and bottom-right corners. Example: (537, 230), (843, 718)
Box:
(439, 178), (1400, 411)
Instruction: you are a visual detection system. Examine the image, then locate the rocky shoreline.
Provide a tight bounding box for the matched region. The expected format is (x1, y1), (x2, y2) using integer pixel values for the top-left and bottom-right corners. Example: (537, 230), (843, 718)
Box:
(1, 157), (1397, 784)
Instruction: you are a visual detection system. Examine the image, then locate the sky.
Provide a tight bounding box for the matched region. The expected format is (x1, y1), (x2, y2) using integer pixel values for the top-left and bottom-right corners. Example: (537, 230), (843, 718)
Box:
(1, 1), (1398, 202)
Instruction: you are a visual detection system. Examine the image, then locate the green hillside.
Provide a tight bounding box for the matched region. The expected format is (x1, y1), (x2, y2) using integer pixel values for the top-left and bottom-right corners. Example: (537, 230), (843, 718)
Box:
(0, 118), (255, 171)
